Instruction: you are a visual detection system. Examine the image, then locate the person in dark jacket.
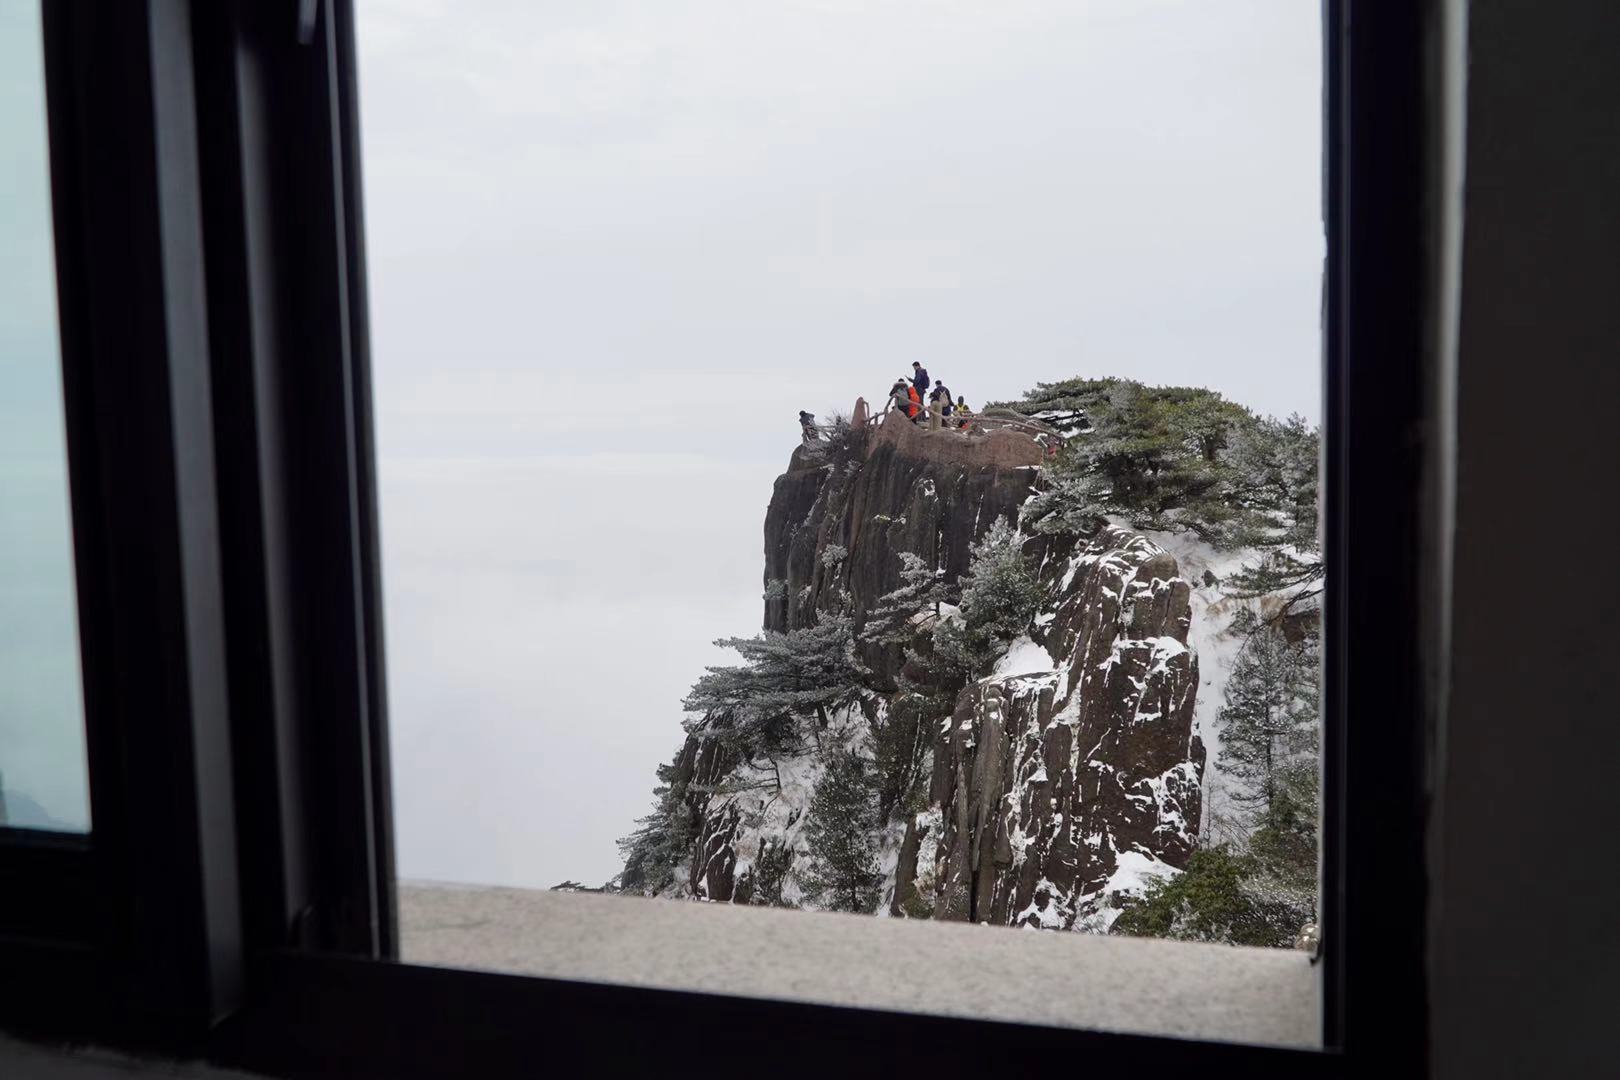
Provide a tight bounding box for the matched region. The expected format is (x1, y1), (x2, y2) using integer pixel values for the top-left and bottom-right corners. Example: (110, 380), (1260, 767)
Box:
(912, 361), (930, 397)
(935, 382), (953, 417)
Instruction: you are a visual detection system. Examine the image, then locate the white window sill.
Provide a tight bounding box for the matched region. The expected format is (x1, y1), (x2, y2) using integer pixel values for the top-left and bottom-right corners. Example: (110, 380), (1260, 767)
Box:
(399, 883), (1321, 1050)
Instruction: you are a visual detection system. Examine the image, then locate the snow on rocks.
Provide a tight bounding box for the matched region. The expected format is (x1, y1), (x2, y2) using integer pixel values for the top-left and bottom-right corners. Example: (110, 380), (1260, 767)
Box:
(991, 635), (1058, 679)
(1128, 523), (1312, 843)
(896, 525), (1206, 931)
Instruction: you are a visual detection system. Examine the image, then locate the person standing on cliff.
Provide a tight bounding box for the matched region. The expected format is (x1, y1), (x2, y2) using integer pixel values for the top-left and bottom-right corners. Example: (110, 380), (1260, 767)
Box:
(886, 379), (913, 418)
(912, 361), (930, 399)
(955, 395), (973, 430)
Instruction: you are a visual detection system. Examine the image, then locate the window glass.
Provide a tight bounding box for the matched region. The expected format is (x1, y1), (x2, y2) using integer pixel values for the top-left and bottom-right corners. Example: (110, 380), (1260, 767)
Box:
(359, 0), (1322, 1041)
(0, 2), (90, 833)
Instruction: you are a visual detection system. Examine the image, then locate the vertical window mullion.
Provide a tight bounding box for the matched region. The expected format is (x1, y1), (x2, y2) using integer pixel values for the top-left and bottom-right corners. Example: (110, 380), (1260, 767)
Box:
(42, 0), (243, 1035)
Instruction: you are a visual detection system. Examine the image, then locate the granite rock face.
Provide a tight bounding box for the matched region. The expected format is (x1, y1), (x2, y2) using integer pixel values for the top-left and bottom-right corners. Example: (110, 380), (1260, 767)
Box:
(907, 526), (1204, 927)
(764, 420), (1041, 641)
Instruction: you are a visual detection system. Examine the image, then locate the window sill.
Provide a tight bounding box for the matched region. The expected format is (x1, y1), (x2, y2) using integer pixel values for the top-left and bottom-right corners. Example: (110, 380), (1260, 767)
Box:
(399, 883), (1320, 1050)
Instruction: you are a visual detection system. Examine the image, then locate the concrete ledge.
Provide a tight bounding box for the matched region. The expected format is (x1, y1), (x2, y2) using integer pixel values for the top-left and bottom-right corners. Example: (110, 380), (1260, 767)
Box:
(400, 884), (1321, 1049)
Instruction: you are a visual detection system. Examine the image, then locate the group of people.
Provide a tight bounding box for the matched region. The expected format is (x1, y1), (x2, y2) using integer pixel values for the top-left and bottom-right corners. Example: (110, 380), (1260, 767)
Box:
(795, 362), (975, 444)
(886, 362), (972, 430)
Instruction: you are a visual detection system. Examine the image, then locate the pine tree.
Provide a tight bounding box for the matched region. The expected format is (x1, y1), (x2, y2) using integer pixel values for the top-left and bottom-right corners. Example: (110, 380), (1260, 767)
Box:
(856, 552), (962, 816)
(801, 749), (883, 913)
(683, 616), (864, 756)
(1007, 379), (1321, 561)
(1225, 412), (1322, 616)
(1216, 615), (1319, 823)
(1010, 379), (1253, 543)
(744, 838), (796, 908)
(615, 754), (697, 894)
(934, 520), (1044, 677)
(958, 520), (1044, 641)
(1248, 756), (1319, 878)
(860, 551), (948, 649)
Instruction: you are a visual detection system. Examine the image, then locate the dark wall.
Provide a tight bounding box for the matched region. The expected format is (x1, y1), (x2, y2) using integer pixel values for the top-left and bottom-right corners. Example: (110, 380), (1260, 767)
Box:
(1431, 2), (1620, 1077)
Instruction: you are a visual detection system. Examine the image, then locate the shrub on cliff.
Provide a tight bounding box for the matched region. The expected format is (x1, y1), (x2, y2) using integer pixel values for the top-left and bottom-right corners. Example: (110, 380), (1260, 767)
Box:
(1111, 848), (1313, 948)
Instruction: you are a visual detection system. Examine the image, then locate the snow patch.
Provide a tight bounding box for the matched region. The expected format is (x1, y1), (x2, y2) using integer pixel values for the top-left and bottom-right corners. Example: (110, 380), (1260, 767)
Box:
(991, 635), (1057, 679)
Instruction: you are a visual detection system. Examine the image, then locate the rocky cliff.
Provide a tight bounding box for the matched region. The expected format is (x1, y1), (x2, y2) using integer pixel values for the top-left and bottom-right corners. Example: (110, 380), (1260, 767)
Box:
(906, 525), (1203, 928)
(622, 404), (1218, 930)
(763, 410), (1045, 637)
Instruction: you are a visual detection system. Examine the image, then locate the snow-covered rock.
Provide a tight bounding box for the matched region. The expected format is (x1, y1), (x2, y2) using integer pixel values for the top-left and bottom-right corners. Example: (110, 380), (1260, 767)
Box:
(904, 525), (1204, 928)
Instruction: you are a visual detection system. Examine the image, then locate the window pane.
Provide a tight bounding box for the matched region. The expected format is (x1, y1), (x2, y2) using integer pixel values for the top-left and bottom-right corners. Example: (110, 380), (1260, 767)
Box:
(360, 0), (1322, 1044)
(0, 2), (90, 833)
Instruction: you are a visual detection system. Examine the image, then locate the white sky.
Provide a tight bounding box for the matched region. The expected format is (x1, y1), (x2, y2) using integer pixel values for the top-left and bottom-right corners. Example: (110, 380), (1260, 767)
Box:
(356, 0), (1324, 888)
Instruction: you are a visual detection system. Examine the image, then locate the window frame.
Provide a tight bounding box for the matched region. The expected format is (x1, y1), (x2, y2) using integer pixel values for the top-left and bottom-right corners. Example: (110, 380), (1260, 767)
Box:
(0, 0), (1435, 1073)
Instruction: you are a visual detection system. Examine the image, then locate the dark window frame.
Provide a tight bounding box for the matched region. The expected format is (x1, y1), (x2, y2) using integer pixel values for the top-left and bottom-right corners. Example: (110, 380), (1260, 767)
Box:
(0, 0), (1433, 1074)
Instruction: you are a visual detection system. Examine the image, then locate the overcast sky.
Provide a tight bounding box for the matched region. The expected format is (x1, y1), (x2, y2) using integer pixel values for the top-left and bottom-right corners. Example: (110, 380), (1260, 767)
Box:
(355, 0), (1323, 888)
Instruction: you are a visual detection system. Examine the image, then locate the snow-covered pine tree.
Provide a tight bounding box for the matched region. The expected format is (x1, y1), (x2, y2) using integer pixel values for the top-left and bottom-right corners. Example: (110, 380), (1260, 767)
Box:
(1225, 412), (1322, 615)
(615, 753), (698, 895)
(958, 520), (1044, 642)
(859, 551), (947, 649)
(935, 520), (1044, 677)
(1007, 378), (1252, 543)
(1006, 379), (1321, 563)
(682, 615), (864, 756)
(857, 551), (960, 816)
(801, 748), (883, 913)
(745, 838), (796, 907)
(1215, 613), (1319, 827)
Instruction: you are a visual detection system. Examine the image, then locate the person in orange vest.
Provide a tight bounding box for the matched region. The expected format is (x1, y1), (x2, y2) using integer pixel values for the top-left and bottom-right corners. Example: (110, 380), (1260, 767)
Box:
(906, 381), (922, 421)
